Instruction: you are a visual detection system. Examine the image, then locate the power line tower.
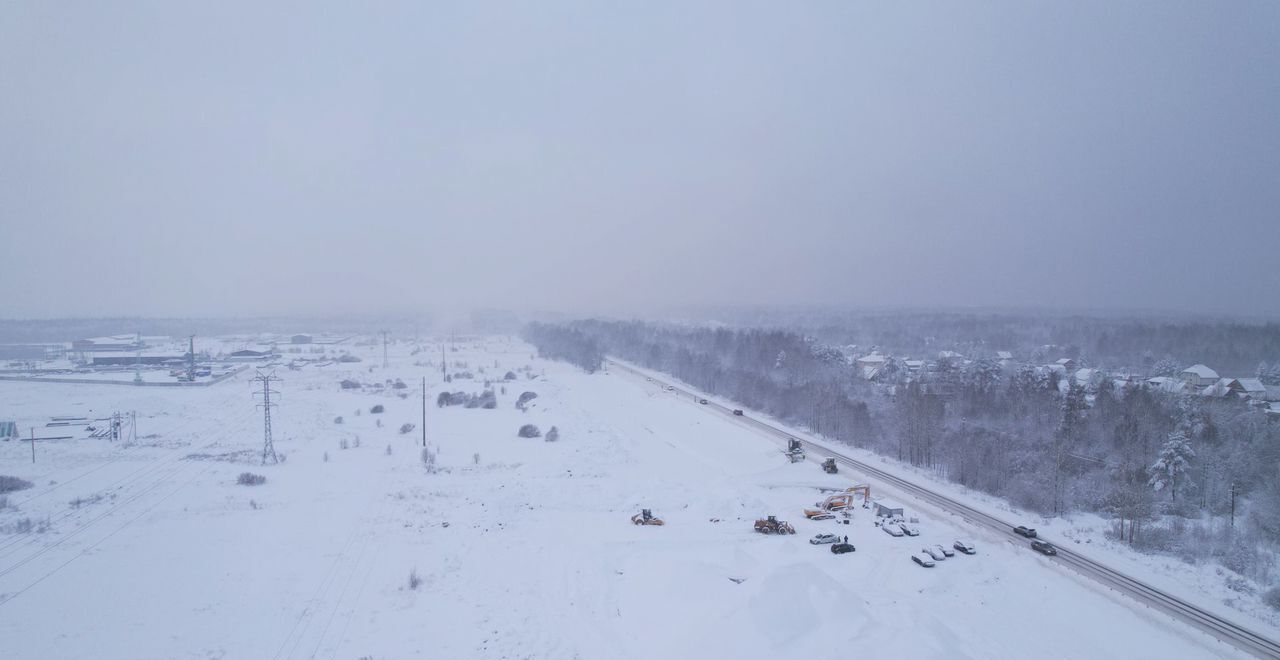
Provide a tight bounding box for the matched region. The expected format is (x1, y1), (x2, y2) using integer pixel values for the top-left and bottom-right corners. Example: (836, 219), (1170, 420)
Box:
(251, 370), (281, 465)
(187, 334), (196, 382)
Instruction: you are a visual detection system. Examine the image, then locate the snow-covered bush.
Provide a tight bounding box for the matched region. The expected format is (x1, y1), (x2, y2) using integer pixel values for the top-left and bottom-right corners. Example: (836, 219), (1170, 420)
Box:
(409, 569), (422, 590)
(545, 426), (560, 442)
(333, 416), (344, 424)
(340, 379), (361, 390)
(236, 472), (266, 486)
(518, 424), (541, 438)
(0, 476), (34, 494)
(399, 423), (415, 434)
(1264, 586), (1280, 611)
(370, 404), (385, 414)
(504, 371), (517, 381)
(516, 391), (538, 411)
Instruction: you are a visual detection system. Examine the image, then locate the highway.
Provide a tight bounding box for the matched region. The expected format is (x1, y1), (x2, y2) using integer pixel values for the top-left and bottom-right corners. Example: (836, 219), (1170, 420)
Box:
(606, 357), (1280, 660)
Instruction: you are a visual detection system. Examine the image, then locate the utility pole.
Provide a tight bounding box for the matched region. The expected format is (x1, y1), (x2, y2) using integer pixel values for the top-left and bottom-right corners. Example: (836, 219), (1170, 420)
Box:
(422, 377), (427, 448)
(251, 370), (281, 465)
(440, 344), (446, 382)
(29, 427), (35, 463)
(130, 411), (137, 443)
(187, 334), (196, 382)
(382, 330), (389, 368)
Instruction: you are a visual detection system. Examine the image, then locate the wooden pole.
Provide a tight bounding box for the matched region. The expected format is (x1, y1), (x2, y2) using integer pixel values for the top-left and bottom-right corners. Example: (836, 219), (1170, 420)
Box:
(30, 427), (35, 463)
(422, 377), (427, 448)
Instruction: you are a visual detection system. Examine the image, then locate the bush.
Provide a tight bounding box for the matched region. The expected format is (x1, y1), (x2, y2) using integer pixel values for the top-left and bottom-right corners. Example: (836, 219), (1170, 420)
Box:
(504, 371), (517, 381)
(516, 391), (538, 411)
(370, 404), (385, 414)
(545, 426), (560, 442)
(337, 354), (362, 363)
(393, 379), (407, 389)
(518, 424), (541, 438)
(236, 472), (266, 486)
(399, 423), (415, 435)
(0, 476), (34, 494)
(1265, 586), (1280, 611)
(333, 416), (344, 424)
(340, 379), (361, 390)
(409, 568), (422, 590)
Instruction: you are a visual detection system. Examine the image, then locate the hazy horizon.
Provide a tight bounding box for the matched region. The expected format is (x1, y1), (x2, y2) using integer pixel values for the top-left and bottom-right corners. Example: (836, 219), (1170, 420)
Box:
(3, 1), (1278, 318)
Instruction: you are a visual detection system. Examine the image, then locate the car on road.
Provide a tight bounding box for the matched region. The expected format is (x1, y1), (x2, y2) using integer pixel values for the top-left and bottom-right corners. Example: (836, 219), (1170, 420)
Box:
(882, 524), (904, 537)
(666, 385), (675, 391)
(698, 398), (708, 404)
(810, 534), (840, 545)
(1014, 525), (1037, 538)
(732, 409), (743, 416)
(830, 542), (855, 555)
(921, 545), (947, 561)
(912, 552), (936, 568)
(897, 522), (920, 537)
(1031, 540), (1058, 556)
(953, 540), (977, 555)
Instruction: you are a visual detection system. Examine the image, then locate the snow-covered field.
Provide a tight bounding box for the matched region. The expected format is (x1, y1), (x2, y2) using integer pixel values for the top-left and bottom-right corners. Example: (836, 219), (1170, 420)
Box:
(0, 337), (1249, 659)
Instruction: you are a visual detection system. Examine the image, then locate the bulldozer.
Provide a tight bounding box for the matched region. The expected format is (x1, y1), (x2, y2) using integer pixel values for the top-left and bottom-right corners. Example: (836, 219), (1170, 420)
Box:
(822, 458), (838, 474)
(631, 508), (664, 526)
(804, 484), (872, 520)
(754, 515), (796, 535)
(784, 438), (806, 463)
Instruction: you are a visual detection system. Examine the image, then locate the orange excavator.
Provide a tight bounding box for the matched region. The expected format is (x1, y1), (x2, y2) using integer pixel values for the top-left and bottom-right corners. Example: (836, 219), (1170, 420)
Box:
(804, 485), (871, 520)
(754, 515), (796, 535)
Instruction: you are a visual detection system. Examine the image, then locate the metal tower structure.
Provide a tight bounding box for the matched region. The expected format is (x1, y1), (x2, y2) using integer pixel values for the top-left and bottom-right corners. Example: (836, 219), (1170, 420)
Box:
(251, 370), (281, 465)
(187, 334), (196, 381)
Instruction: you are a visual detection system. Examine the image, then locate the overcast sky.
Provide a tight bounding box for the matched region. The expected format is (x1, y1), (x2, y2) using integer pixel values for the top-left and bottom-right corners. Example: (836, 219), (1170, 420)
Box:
(2, 2), (1278, 319)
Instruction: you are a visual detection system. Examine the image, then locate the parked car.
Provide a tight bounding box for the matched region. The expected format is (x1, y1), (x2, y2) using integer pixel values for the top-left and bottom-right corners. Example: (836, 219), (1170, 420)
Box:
(897, 522), (920, 537)
(1014, 526), (1037, 538)
(882, 523), (904, 537)
(921, 545), (947, 561)
(732, 409), (744, 416)
(698, 398), (708, 404)
(953, 540), (978, 555)
(912, 552), (936, 568)
(1031, 540), (1058, 556)
(810, 534), (840, 545)
(830, 542), (855, 555)
(928, 543), (954, 559)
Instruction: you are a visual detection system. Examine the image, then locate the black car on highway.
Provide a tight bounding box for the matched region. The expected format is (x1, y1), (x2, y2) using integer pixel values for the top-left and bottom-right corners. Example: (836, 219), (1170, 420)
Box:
(1031, 540), (1058, 556)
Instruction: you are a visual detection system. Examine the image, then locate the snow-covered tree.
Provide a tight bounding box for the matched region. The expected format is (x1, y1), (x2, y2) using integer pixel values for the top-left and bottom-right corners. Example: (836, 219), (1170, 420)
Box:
(1150, 357), (1182, 378)
(1149, 431), (1195, 502)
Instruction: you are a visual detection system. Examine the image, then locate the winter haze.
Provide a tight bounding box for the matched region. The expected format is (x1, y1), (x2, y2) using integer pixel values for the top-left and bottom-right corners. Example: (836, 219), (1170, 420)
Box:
(3, 1), (1279, 319)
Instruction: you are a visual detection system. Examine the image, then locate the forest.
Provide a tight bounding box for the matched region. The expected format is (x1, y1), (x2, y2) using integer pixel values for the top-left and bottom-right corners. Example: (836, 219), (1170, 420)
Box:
(525, 319), (1280, 596)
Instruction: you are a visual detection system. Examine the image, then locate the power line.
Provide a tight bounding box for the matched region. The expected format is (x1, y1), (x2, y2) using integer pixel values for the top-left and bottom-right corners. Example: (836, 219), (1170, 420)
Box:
(251, 370), (282, 465)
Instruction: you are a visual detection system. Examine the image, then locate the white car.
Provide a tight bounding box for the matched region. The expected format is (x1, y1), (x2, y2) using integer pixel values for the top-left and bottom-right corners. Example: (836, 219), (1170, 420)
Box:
(953, 540), (977, 555)
(897, 522), (920, 537)
(882, 524), (904, 537)
(810, 534), (840, 545)
(922, 545), (947, 561)
(934, 543), (955, 558)
(912, 552), (936, 568)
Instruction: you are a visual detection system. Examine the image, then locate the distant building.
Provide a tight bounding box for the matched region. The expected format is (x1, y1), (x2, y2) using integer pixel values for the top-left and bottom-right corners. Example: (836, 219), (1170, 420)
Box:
(227, 349), (273, 362)
(0, 343), (65, 360)
(90, 354), (187, 366)
(1146, 376), (1187, 394)
(290, 334), (313, 344)
(1179, 364), (1219, 388)
(1226, 378), (1267, 398)
(1054, 358), (1077, 372)
(72, 335), (144, 353)
(995, 351), (1013, 361)
(856, 353), (888, 380)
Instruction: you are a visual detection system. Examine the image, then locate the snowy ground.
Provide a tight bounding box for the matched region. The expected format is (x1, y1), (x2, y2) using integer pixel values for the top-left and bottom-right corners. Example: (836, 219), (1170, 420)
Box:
(0, 337), (1251, 659)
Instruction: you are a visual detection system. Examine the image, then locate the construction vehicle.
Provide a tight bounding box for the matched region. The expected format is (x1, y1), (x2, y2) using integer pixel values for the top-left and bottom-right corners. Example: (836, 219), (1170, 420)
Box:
(631, 509), (664, 526)
(822, 458), (837, 474)
(754, 515), (796, 535)
(784, 438), (806, 463)
(804, 485), (872, 520)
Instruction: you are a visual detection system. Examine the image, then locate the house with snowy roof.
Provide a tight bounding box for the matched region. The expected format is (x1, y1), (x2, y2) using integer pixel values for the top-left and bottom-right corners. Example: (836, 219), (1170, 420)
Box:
(1226, 378), (1268, 398)
(1179, 364), (1219, 388)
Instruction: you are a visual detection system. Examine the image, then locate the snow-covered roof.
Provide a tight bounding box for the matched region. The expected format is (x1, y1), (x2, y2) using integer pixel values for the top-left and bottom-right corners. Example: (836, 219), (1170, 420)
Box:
(1200, 379), (1233, 397)
(1055, 358), (1074, 365)
(1074, 368), (1099, 385)
(1146, 376), (1187, 393)
(996, 351), (1013, 360)
(1268, 402), (1280, 416)
(1044, 364), (1067, 375)
(856, 353), (887, 365)
(1181, 364), (1219, 379)
(1231, 378), (1266, 393)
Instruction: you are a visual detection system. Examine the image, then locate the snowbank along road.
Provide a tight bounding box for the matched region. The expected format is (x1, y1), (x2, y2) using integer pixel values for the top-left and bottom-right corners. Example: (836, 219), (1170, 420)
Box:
(605, 357), (1280, 660)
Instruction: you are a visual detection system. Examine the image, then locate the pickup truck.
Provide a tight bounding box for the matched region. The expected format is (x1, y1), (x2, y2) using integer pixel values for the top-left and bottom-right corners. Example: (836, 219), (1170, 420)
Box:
(1014, 526), (1037, 538)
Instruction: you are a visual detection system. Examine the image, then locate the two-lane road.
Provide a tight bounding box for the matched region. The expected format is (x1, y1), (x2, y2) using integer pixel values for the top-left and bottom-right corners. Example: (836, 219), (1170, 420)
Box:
(606, 357), (1280, 659)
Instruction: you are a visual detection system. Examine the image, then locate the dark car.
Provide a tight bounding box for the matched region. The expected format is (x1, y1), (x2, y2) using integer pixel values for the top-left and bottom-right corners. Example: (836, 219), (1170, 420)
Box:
(698, 399), (708, 405)
(732, 409), (744, 416)
(1014, 526), (1037, 538)
(831, 542), (855, 555)
(1031, 540), (1058, 556)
